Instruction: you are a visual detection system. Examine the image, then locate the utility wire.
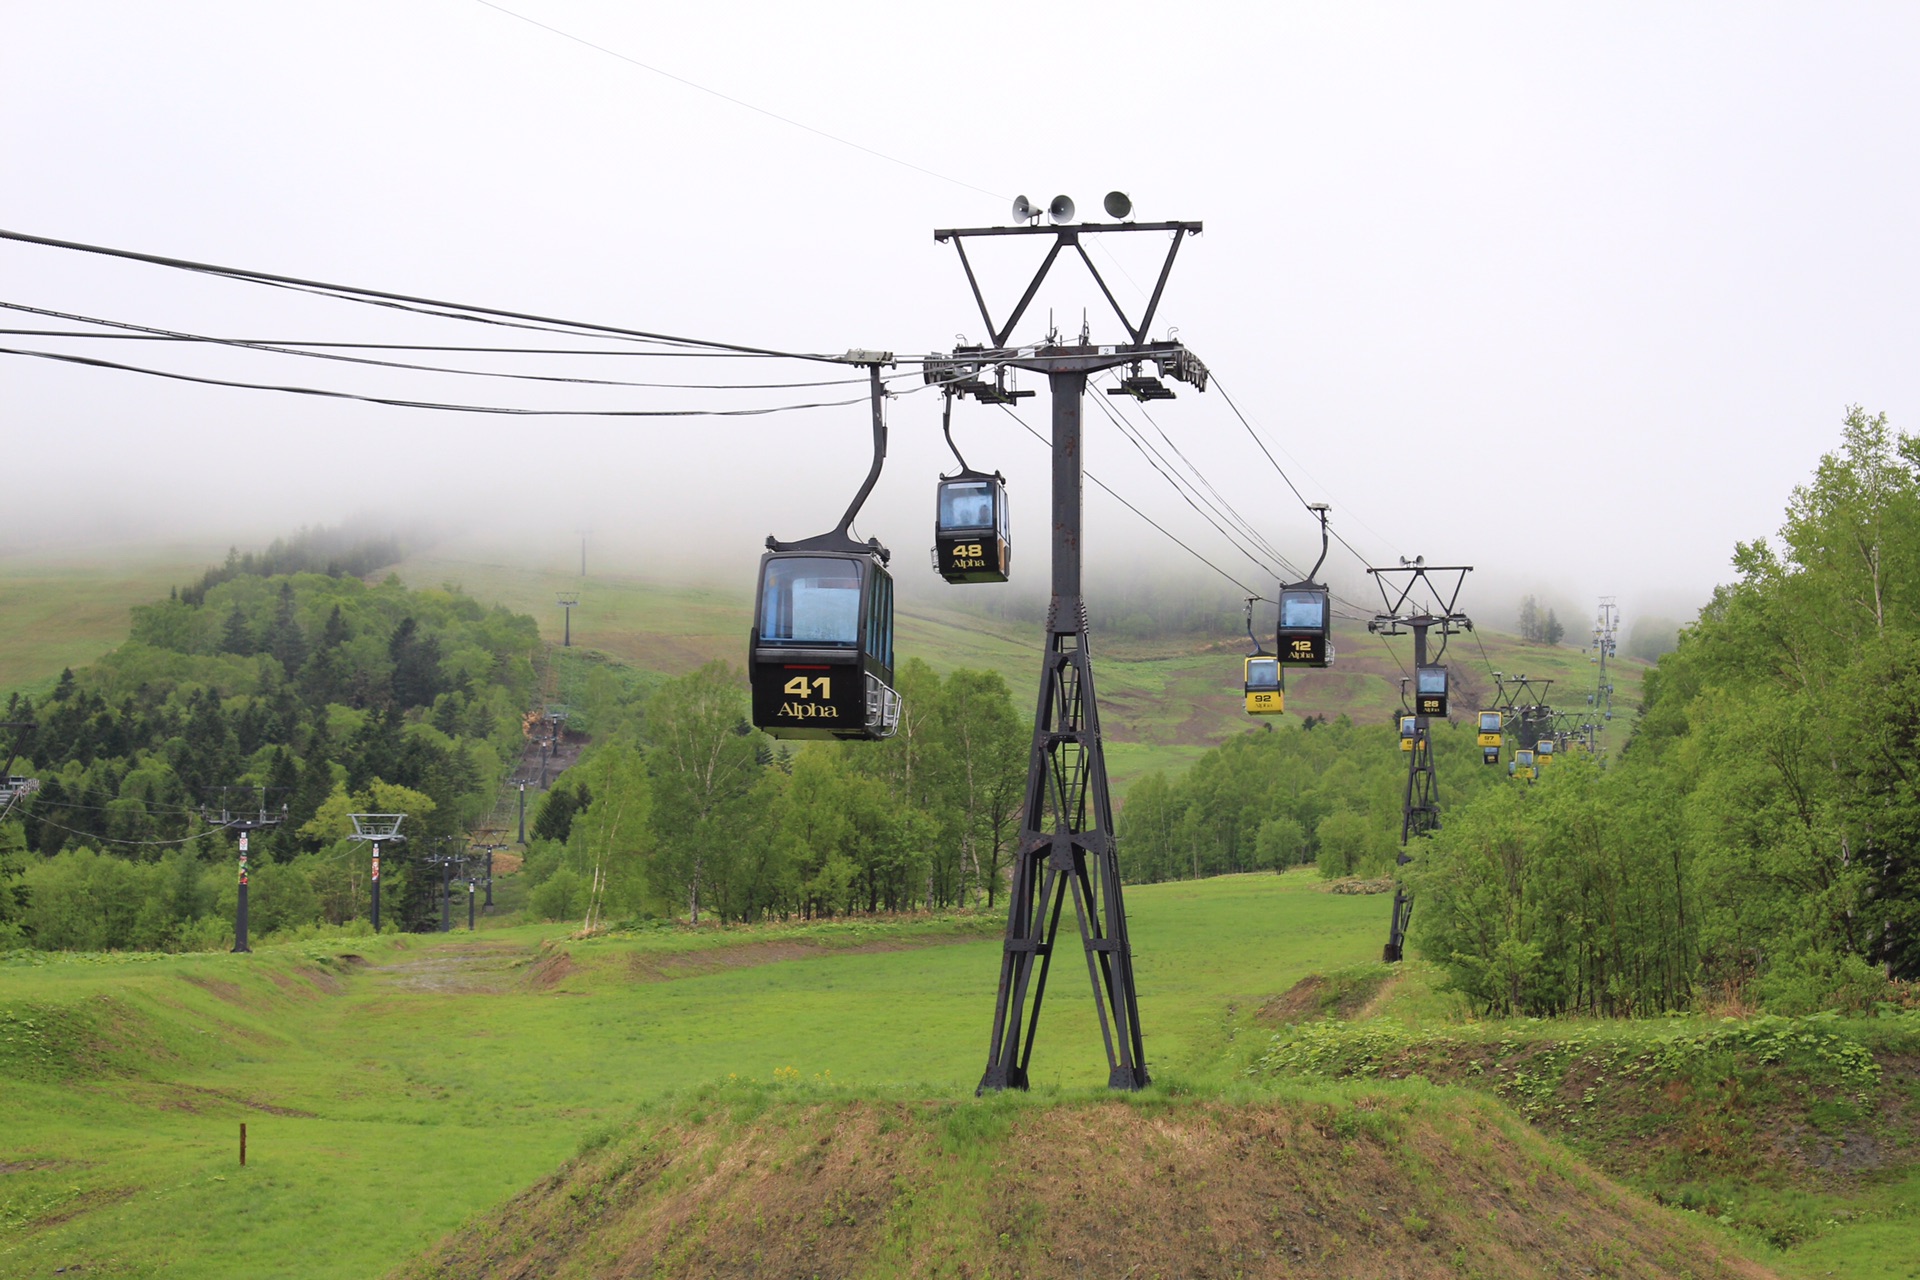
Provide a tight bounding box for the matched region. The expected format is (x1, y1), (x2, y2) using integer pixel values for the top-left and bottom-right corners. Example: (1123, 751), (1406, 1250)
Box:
(16, 805), (237, 847)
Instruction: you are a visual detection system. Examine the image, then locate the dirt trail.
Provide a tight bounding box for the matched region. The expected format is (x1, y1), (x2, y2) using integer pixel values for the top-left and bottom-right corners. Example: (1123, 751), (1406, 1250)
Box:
(370, 942), (527, 994)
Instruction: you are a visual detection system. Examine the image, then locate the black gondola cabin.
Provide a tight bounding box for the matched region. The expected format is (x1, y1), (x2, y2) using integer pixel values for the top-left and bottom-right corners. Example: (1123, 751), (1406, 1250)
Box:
(1275, 586), (1332, 667)
(1244, 656), (1282, 715)
(933, 474), (1010, 584)
(750, 550), (899, 740)
(1414, 664), (1448, 717)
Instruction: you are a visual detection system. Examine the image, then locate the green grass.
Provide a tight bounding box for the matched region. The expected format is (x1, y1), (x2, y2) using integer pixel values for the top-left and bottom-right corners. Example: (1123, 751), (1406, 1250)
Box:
(0, 870), (1386, 1278)
(0, 540), (230, 697)
(6, 870), (1912, 1277)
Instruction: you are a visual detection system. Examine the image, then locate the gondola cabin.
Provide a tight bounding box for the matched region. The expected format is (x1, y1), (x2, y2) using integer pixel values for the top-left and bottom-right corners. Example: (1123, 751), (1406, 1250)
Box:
(933, 474), (1010, 584)
(1399, 715), (1418, 751)
(750, 550), (900, 740)
(1483, 744), (1501, 766)
(1244, 656), (1283, 715)
(1275, 585), (1332, 667)
(1414, 664), (1449, 717)
(1512, 748), (1536, 780)
(1477, 711), (1503, 750)
(1536, 739), (1555, 768)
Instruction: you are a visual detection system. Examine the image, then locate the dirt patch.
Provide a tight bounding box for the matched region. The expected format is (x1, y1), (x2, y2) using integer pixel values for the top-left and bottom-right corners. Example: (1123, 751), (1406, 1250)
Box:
(527, 949), (578, 990)
(375, 945), (521, 994)
(139, 1083), (318, 1118)
(1321, 875), (1395, 895)
(0, 1160), (68, 1175)
(1257, 970), (1394, 1024)
(21, 1186), (136, 1234)
(619, 933), (984, 984)
(395, 1097), (1781, 1280)
(180, 975), (265, 1012)
(263, 966), (345, 1000)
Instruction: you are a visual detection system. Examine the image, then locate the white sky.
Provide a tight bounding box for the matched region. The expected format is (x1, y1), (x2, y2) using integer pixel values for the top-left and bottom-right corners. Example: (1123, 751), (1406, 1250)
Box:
(5, 2), (1917, 631)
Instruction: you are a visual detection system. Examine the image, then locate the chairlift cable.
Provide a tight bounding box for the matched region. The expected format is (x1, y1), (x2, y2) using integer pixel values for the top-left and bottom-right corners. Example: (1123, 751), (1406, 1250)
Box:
(1087, 389), (1288, 584)
(994, 404), (1260, 598)
(1105, 383), (1304, 579)
(0, 227), (846, 364)
(0, 345), (883, 417)
(0, 307), (879, 390)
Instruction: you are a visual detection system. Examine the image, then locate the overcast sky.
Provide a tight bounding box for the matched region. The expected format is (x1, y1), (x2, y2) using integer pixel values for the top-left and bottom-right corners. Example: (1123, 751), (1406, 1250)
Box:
(5, 2), (1917, 631)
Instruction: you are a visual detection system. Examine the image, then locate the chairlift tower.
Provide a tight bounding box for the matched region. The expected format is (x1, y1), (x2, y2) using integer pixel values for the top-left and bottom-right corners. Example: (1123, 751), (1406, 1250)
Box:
(1589, 597), (1620, 756)
(201, 788), (289, 954)
(471, 827), (506, 909)
(1367, 562), (1472, 963)
(346, 813), (406, 932)
(422, 837), (469, 933)
(556, 593), (579, 648)
(931, 192), (1207, 1092)
(0, 720), (40, 824)
(540, 705), (571, 789)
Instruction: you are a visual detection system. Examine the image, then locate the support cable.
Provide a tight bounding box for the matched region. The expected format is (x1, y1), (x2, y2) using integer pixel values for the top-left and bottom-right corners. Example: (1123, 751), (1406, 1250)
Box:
(0, 227), (845, 363)
(1105, 382), (1304, 579)
(1086, 389), (1288, 584)
(0, 345), (885, 417)
(0, 305), (876, 390)
(995, 405), (1259, 597)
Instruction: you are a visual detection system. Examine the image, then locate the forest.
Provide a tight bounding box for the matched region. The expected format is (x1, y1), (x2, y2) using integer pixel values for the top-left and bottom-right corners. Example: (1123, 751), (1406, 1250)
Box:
(514, 656), (1028, 927)
(4, 411), (1918, 1027)
(0, 556), (540, 947)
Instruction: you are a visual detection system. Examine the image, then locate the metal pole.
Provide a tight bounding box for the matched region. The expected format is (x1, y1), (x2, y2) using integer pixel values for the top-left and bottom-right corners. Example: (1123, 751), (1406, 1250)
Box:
(563, 604), (571, 648)
(980, 359), (1148, 1094)
(468, 877), (476, 930)
(517, 784), (527, 844)
(441, 856), (452, 933)
(1387, 621), (1435, 962)
(484, 845), (494, 908)
(233, 831), (251, 953)
(370, 841), (381, 932)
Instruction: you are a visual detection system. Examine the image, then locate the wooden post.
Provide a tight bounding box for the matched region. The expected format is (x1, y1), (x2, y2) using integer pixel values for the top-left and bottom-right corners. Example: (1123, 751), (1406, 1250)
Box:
(240, 1122), (247, 1166)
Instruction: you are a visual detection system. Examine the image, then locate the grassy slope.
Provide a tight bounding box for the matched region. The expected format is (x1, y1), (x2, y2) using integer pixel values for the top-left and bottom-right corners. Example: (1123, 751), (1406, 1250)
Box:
(0, 872), (1384, 1279)
(0, 541), (228, 698)
(392, 536), (1648, 796)
(0, 535), (1647, 792)
(1, 871), (1838, 1280)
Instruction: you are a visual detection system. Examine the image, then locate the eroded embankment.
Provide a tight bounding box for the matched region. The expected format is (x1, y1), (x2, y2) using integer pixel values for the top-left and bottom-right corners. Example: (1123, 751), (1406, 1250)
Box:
(396, 1090), (1780, 1280)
